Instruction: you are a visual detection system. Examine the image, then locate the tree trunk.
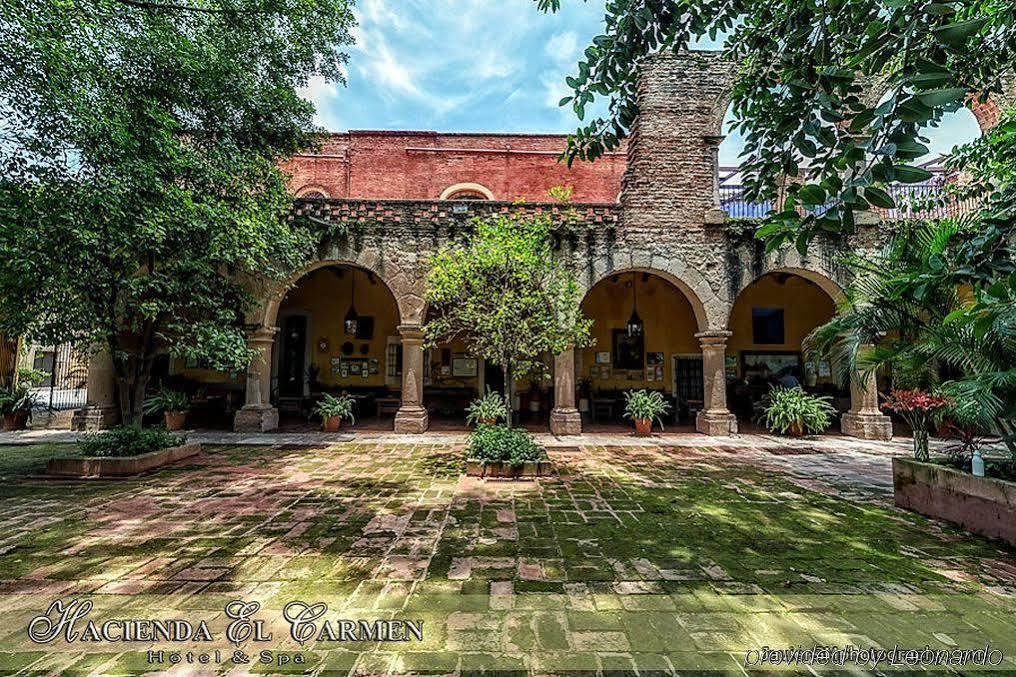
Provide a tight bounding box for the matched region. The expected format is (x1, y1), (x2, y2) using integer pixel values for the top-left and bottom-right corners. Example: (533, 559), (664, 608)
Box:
(110, 317), (162, 427)
(502, 364), (512, 428)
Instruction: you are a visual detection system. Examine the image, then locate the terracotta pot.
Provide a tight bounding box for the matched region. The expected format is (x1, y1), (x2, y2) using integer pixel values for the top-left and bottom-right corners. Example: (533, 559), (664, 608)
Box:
(3, 410), (29, 432)
(634, 417), (653, 437)
(787, 421), (804, 437)
(323, 416), (343, 432)
(479, 417), (497, 426)
(164, 411), (188, 431)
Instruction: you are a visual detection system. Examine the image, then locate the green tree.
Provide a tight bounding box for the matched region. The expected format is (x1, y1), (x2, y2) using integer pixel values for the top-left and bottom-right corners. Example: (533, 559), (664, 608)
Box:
(424, 213), (593, 422)
(538, 0), (1014, 249)
(807, 116), (1016, 456)
(0, 0), (354, 424)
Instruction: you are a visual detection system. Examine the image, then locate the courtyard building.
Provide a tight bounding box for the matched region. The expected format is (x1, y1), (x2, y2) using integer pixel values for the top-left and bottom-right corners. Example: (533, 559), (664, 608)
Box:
(71, 52), (1013, 439)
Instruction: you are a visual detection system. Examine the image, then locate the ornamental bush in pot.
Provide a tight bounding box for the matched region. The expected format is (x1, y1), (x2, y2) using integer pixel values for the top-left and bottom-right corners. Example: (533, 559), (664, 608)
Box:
(143, 387), (191, 431)
(0, 383), (40, 431)
(78, 425), (184, 458)
(313, 393), (355, 432)
(623, 390), (671, 436)
(466, 389), (509, 427)
(466, 424), (545, 468)
(883, 389), (949, 461)
(761, 386), (836, 437)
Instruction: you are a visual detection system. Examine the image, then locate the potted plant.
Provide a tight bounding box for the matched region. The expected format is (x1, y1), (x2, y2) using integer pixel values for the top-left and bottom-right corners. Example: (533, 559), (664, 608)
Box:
(760, 386), (836, 437)
(623, 389), (671, 436)
(465, 423), (548, 477)
(466, 389), (508, 427)
(313, 393), (355, 432)
(143, 387), (191, 431)
(0, 382), (40, 431)
(883, 389), (949, 460)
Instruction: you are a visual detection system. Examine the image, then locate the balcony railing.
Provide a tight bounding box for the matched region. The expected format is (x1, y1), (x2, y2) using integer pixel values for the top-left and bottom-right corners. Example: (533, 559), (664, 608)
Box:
(718, 168), (978, 221)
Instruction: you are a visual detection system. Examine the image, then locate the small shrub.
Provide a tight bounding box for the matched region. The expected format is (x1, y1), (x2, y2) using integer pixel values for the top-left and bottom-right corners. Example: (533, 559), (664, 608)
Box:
(313, 393), (356, 423)
(465, 389), (508, 427)
(466, 424), (544, 467)
(0, 383), (40, 414)
(623, 390), (671, 430)
(761, 386), (836, 436)
(78, 426), (184, 458)
(143, 387), (190, 415)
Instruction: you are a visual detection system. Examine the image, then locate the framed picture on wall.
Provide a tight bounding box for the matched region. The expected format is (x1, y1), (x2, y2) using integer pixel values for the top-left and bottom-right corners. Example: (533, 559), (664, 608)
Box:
(612, 329), (644, 370)
(595, 351), (611, 364)
(452, 357), (478, 377)
(741, 351), (802, 380)
(647, 352), (664, 365)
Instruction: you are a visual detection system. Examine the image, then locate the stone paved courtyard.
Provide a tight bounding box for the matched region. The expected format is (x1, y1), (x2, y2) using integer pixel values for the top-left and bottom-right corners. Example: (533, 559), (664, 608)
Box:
(1, 438), (1015, 675)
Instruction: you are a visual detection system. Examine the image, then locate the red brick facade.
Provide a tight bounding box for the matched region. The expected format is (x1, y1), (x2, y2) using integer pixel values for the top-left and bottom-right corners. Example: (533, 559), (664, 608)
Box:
(283, 131), (626, 203)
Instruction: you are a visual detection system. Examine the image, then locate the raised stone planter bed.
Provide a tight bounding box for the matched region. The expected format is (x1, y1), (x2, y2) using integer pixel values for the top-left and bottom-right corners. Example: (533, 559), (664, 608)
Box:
(46, 443), (202, 478)
(893, 457), (1016, 546)
(466, 460), (552, 479)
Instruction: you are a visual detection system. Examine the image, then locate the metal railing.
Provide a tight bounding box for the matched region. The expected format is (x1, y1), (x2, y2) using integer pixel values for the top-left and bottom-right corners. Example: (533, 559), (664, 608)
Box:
(28, 343), (89, 411)
(718, 167), (978, 221)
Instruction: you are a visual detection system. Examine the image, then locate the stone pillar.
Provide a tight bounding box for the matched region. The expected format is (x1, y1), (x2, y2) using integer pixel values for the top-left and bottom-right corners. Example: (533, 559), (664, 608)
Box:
(695, 331), (737, 436)
(71, 349), (120, 431)
(394, 325), (429, 434)
(233, 326), (279, 433)
(704, 135), (726, 225)
(841, 352), (893, 441)
(550, 347), (582, 436)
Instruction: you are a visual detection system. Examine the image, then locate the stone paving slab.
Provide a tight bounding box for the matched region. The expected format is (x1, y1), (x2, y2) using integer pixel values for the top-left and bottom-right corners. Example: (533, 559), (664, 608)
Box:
(0, 440), (1013, 676)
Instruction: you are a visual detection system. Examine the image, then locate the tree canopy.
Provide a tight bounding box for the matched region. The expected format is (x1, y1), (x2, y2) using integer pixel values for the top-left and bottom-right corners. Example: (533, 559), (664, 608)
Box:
(424, 213), (593, 419)
(538, 0), (1014, 250)
(0, 0), (355, 423)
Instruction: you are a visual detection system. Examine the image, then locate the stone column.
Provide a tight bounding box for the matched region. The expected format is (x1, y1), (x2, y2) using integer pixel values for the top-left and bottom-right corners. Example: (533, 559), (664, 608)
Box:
(704, 135), (727, 225)
(695, 331), (737, 436)
(550, 347), (582, 436)
(71, 349), (120, 431)
(233, 326), (280, 433)
(841, 350), (893, 441)
(394, 325), (429, 434)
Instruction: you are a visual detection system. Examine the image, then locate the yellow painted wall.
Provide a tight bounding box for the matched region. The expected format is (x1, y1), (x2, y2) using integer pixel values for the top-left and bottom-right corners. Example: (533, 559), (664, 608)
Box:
(727, 274), (835, 381)
(579, 274), (699, 392)
(278, 267), (400, 388)
(425, 337), (481, 391)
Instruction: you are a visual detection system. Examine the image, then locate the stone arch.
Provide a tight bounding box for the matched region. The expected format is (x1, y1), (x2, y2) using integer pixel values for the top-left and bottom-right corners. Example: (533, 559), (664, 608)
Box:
(439, 182), (495, 201)
(762, 266), (843, 303)
(295, 185), (330, 199)
(582, 265), (711, 332)
(259, 257), (417, 331)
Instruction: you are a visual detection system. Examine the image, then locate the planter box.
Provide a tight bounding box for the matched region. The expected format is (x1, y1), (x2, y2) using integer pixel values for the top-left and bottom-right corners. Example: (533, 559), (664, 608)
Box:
(466, 460), (552, 479)
(893, 457), (1016, 546)
(47, 443), (201, 478)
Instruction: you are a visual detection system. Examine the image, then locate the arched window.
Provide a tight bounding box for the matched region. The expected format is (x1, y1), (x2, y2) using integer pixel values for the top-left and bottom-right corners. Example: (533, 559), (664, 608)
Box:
(439, 183), (495, 201)
(297, 187), (328, 200)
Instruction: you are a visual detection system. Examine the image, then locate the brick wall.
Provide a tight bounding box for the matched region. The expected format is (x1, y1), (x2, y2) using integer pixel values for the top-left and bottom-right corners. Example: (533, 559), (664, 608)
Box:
(284, 131), (627, 203)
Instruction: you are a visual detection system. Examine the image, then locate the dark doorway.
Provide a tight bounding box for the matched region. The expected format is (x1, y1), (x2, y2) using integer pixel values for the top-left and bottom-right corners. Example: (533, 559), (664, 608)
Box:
(279, 316), (307, 397)
(484, 360), (505, 398)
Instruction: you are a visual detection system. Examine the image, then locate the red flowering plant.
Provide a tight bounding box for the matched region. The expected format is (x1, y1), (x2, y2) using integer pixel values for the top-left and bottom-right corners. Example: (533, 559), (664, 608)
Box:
(882, 390), (950, 461)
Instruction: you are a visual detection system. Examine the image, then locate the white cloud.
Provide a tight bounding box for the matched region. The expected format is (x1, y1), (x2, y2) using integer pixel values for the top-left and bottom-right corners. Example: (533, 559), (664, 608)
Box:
(320, 0), (609, 131)
(545, 31), (579, 63)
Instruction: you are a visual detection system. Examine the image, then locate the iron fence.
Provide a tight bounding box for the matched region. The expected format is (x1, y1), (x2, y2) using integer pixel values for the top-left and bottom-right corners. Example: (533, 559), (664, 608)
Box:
(29, 343), (88, 411)
(719, 185), (772, 219)
(718, 181), (978, 221)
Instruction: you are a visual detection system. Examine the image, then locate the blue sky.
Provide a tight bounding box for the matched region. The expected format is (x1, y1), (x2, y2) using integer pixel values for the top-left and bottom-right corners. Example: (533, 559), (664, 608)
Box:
(301, 0), (980, 163)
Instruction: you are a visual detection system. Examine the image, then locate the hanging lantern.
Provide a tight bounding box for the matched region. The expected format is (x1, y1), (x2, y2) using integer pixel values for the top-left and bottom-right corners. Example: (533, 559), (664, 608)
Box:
(344, 270), (359, 335)
(626, 272), (643, 338)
